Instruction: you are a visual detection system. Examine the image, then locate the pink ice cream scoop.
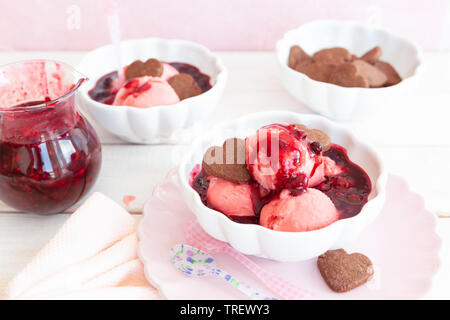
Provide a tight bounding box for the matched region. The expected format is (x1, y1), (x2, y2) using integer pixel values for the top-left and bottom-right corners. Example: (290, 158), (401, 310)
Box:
(245, 124), (318, 191)
(309, 156), (343, 187)
(112, 76), (180, 108)
(206, 176), (255, 218)
(260, 188), (339, 232)
(159, 63), (179, 81)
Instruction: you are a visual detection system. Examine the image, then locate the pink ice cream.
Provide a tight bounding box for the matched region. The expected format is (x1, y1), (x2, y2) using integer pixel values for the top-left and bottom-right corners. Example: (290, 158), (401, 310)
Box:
(206, 176), (255, 218)
(159, 63), (179, 81)
(245, 124), (318, 191)
(260, 188), (339, 232)
(190, 123), (368, 233)
(309, 156), (343, 187)
(113, 76), (180, 108)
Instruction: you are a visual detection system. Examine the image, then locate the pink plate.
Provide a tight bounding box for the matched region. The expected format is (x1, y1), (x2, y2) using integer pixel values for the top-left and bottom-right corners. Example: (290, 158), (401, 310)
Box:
(138, 170), (441, 299)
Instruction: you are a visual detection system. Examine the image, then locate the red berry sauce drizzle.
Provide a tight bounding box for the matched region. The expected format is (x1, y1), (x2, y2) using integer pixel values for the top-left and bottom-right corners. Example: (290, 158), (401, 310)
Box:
(168, 63), (212, 93)
(88, 62), (212, 105)
(192, 137), (372, 225)
(316, 144), (372, 219)
(257, 123), (322, 194)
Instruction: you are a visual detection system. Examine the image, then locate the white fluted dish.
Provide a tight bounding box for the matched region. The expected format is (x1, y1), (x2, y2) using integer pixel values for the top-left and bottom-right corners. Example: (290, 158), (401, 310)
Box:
(178, 111), (387, 262)
(276, 20), (423, 121)
(77, 38), (227, 144)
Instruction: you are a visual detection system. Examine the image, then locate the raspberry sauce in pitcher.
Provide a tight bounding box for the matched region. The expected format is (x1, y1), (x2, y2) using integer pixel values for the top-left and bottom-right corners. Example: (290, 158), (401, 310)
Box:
(0, 60), (102, 214)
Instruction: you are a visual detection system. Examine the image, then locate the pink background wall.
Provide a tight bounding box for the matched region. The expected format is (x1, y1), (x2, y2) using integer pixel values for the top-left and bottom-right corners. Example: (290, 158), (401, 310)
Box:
(0, 0), (449, 52)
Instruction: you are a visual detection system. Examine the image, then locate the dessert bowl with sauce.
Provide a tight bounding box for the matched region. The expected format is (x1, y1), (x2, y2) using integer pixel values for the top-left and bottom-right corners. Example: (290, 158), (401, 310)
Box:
(77, 37), (227, 144)
(178, 111), (387, 261)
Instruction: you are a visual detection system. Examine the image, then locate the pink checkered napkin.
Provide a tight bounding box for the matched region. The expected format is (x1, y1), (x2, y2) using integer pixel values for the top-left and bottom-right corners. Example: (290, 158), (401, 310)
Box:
(185, 220), (314, 300)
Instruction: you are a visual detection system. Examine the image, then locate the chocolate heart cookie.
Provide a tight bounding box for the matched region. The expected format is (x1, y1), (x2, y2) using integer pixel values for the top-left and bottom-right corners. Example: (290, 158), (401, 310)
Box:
(360, 46), (382, 64)
(317, 249), (374, 293)
(352, 60), (387, 88)
(294, 124), (331, 152)
(168, 73), (203, 100)
(295, 62), (335, 83)
(307, 129), (331, 152)
(202, 138), (251, 184)
(125, 58), (164, 80)
(288, 45), (402, 88)
(293, 123), (309, 132)
(289, 45), (313, 69)
(328, 62), (369, 88)
(373, 61), (402, 86)
(312, 47), (352, 66)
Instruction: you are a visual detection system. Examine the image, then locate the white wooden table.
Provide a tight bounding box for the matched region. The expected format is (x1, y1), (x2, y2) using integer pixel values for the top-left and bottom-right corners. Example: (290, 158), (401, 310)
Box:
(0, 51), (449, 298)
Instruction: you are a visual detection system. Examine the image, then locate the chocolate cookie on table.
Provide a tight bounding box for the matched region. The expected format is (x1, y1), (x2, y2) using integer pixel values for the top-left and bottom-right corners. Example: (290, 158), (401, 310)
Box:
(317, 249), (374, 293)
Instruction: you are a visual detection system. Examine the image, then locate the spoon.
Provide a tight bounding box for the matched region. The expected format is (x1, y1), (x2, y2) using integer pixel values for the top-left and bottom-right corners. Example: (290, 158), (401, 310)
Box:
(185, 220), (313, 300)
(170, 244), (277, 300)
(104, 0), (125, 85)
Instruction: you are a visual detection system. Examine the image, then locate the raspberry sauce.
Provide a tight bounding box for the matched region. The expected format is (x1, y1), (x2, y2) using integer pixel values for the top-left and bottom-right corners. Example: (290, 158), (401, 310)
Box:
(246, 123), (321, 193)
(169, 62), (212, 93)
(315, 145), (372, 219)
(0, 96), (102, 214)
(88, 62), (212, 105)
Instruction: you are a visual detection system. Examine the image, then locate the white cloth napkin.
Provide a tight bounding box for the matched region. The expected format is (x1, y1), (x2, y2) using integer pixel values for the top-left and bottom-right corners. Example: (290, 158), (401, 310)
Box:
(5, 192), (160, 300)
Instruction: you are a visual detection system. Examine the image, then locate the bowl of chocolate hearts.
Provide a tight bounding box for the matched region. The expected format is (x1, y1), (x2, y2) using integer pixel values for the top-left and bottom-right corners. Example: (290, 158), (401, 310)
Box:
(77, 37), (227, 143)
(276, 20), (423, 121)
(178, 111), (387, 261)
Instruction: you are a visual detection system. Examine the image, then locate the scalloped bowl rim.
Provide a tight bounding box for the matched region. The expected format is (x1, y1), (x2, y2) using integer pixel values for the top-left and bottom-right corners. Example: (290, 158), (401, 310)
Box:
(178, 110), (387, 240)
(77, 37), (227, 113)
(275, 19), (424, 91)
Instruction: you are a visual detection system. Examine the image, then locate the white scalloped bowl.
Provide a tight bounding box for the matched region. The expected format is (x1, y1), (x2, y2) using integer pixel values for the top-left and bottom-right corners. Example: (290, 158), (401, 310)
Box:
(276, 20), (423, 121)
(76, 38), (227, 144)
(178, 111), (387, 262)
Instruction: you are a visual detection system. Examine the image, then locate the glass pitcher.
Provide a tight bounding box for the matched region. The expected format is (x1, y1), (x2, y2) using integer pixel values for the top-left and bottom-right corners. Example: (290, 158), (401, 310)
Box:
(0, 60), (102, 214)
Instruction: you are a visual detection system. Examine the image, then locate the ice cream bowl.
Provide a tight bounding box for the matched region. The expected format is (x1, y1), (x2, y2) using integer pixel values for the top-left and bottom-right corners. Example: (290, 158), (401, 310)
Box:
(77, 37), (227, 144)
(276, 20), (423, 121)
(178, 111), (387, 262)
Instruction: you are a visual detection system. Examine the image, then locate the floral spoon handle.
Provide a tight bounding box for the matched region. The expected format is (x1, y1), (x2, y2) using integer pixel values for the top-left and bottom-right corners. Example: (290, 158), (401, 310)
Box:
(223, 246), (313, 299)
(212, 267), (276, 300)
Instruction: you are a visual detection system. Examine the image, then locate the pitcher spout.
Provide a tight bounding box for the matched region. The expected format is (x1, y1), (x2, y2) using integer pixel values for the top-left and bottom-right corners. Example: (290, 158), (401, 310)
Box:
(0, 59), (88, 110)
